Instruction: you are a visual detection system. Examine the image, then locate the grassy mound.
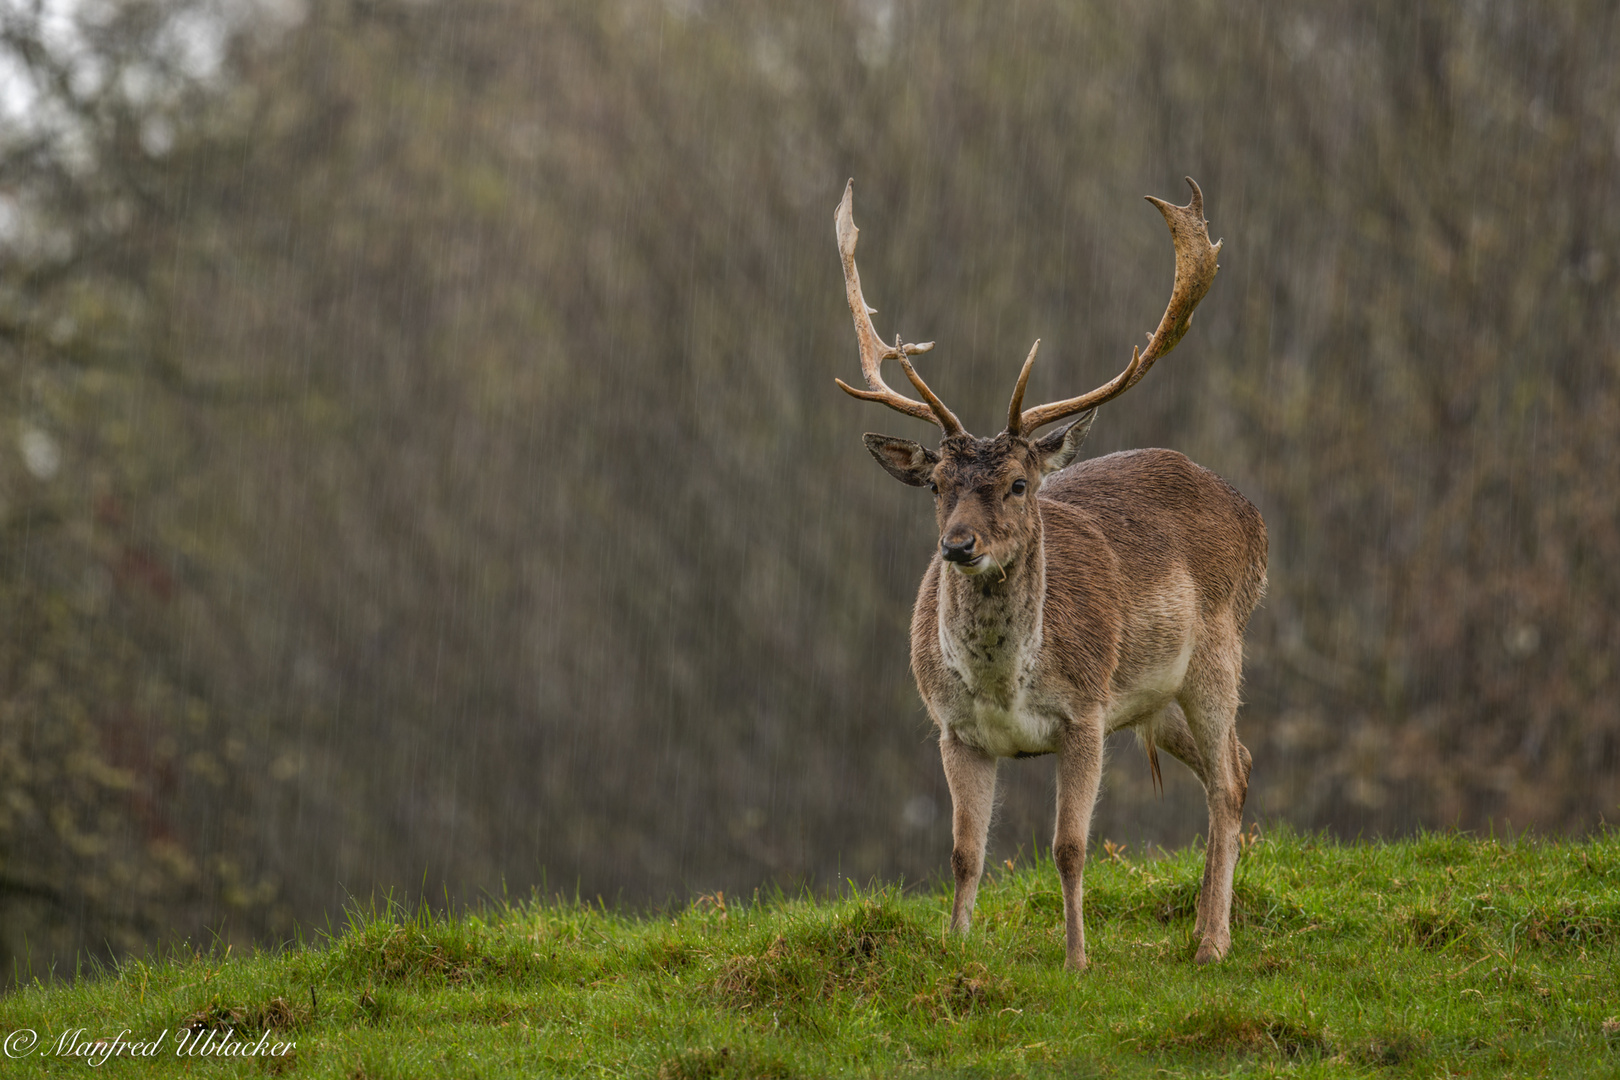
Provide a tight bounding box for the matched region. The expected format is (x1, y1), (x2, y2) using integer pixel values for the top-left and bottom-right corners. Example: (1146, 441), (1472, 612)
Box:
(2, 827), (1617, 1077)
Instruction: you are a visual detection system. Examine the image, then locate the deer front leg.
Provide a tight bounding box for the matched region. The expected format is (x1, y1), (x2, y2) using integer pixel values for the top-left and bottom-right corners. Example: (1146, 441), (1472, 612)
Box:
(940, 733), (997, 934)
(1054, 714), (1105, 970)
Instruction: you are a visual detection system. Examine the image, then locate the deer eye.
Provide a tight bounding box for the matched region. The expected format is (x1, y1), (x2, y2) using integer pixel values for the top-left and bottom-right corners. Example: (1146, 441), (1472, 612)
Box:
(1009, 478), (1028, 497)
(929, 481), (939, 495)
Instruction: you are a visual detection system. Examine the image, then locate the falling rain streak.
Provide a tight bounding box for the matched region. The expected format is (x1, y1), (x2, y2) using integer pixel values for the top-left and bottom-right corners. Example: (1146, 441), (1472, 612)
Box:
(0, 0), (1616, 980)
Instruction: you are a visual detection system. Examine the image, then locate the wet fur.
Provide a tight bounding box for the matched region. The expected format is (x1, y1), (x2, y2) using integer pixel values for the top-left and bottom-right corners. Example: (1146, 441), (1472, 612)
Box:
(909, 446), (1267, 969)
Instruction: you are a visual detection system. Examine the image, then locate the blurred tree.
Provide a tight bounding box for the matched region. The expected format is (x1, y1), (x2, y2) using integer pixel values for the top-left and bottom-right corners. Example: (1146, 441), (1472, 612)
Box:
(0, 0), (289, 976)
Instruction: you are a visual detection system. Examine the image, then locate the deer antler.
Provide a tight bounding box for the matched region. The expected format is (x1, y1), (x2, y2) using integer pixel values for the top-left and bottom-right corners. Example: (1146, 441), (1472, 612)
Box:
(833, 180), (964, 435)
(1009, 178), (1221, 436)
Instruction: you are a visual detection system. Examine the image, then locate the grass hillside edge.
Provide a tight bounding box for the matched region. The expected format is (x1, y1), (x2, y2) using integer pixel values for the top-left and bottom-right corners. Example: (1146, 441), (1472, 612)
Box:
(2, 828), (1617, 1078)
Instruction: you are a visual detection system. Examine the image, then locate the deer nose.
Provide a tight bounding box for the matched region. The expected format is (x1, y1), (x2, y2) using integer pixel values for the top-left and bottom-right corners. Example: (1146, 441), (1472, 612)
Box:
(941, 531), (978, 563)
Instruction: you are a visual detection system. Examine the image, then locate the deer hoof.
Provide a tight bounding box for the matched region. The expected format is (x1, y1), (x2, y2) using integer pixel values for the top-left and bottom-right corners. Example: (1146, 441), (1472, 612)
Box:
(1194, 938), (1228, 965)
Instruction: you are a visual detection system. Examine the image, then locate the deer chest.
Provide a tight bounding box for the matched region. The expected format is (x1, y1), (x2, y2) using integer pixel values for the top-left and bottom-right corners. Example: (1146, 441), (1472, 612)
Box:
(936, 689), (1060, 758)
(928, 595), (1060, 756)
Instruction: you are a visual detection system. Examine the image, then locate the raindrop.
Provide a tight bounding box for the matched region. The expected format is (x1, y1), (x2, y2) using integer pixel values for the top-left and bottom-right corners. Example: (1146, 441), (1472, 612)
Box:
(1504, 624), (1540, 660)
(140, 115), (175, 157)
(19, 425), (61, 480)
(901, 795), (936, 830)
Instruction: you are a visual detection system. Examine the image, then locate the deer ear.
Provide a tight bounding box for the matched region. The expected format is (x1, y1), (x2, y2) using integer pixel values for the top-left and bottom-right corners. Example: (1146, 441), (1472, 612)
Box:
(1033, 409), (1096, 475)
(863, 434), (939, 487)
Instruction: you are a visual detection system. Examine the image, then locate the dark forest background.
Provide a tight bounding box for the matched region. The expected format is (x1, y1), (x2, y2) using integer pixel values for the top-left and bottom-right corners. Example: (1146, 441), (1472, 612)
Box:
(1, 0), (1617, 980)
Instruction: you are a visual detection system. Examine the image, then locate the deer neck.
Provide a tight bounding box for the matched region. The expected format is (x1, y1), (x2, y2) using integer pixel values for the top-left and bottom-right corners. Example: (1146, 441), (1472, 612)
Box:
(936, 528), (1046, 703)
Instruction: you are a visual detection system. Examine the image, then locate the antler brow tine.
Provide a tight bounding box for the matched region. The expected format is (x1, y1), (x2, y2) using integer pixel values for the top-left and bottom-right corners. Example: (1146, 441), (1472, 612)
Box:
(1005, 339), (1040, 436)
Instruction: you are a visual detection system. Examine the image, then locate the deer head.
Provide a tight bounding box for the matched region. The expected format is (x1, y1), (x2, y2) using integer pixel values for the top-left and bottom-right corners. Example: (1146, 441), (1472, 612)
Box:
(835, 178), (1222, 574)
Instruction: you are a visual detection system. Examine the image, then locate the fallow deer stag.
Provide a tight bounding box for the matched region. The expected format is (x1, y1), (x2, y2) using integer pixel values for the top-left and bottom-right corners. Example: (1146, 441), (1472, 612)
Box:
(836, 178), (1266, 969)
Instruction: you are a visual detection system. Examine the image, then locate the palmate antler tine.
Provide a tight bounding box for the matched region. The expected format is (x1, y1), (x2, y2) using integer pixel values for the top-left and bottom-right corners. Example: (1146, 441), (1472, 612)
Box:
(833, 179), (963, 434)
(1016, 177), (1222, 434)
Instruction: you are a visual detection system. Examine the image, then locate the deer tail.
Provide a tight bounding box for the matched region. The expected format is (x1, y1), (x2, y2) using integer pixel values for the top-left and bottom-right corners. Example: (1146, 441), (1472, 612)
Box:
(1145, 728), (1163, 796)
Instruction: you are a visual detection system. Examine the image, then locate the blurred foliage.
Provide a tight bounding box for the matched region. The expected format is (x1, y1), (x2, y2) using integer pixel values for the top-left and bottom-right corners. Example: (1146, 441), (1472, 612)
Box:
(0, 0), (1616, 976)
(0, 0), (287, 977)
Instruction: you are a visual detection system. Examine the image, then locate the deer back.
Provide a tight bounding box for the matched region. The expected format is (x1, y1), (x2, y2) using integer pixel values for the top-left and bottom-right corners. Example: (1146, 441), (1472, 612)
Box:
(1041, 448), (1268, 634)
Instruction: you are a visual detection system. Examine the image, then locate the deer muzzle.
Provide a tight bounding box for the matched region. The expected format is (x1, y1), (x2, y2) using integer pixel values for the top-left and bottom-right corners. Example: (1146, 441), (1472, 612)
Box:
(941, 530), (980, 565)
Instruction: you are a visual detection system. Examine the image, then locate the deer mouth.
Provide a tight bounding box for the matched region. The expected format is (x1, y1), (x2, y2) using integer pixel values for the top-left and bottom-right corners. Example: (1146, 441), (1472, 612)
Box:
(949, 553), (999, 576)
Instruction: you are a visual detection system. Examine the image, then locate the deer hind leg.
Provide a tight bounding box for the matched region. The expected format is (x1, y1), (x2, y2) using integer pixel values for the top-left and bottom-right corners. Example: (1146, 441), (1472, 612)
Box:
(940, 733), (998, 935)
(1177, 650), (1249, 964)
(1146, 702), (1216, 937)
(1054, 713), (1105, 971)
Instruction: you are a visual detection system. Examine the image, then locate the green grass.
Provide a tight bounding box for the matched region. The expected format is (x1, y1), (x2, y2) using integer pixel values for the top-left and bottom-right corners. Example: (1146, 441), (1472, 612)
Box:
(3, 827), (1618, 1077)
